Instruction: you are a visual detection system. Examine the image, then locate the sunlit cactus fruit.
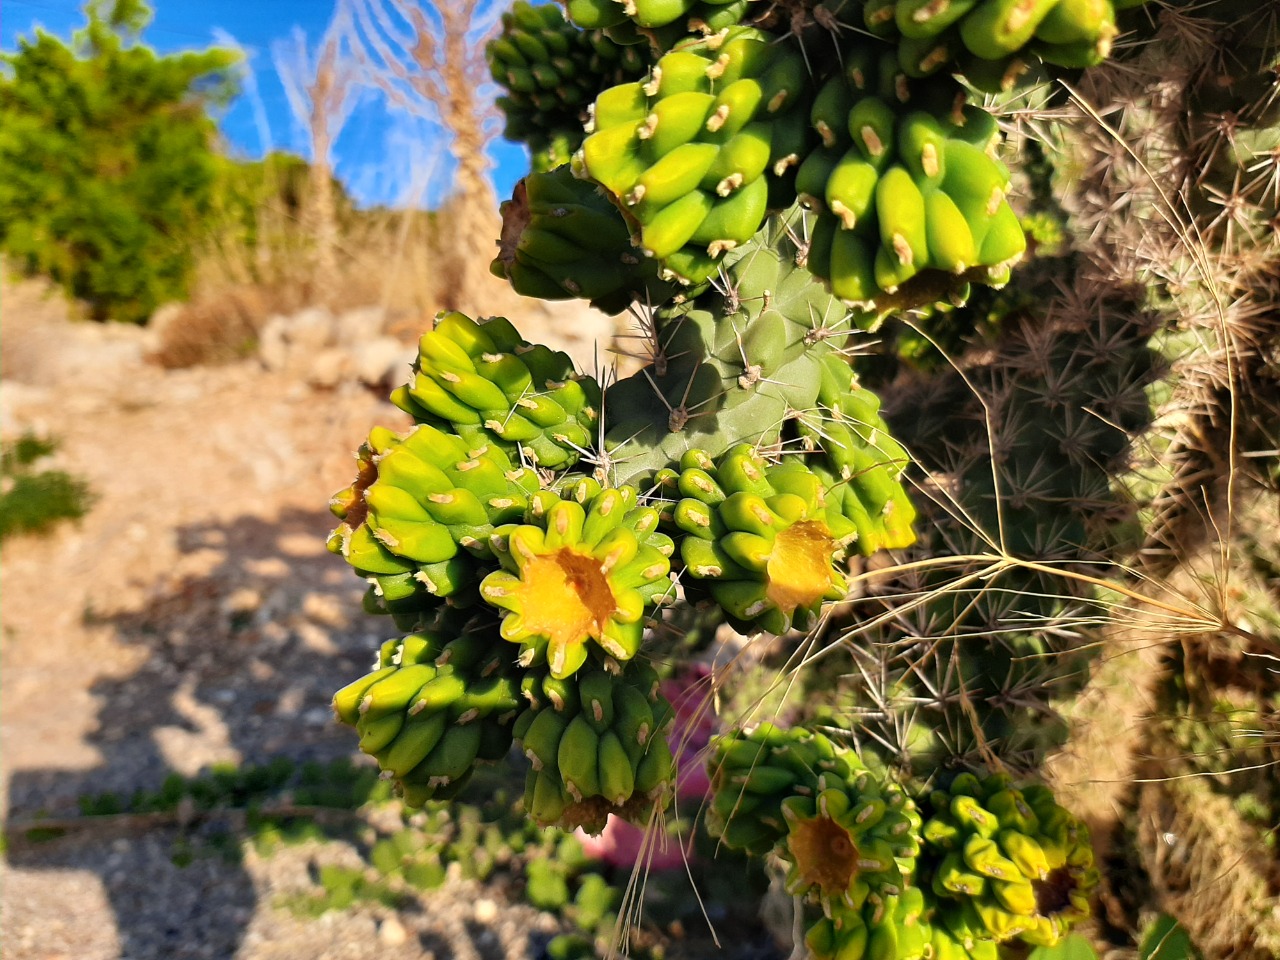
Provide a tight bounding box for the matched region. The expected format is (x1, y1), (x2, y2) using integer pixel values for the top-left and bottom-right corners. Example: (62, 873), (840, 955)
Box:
(480, 483), (675, 677)
(331, 610), (523, 806)
(800, 95), (1027, 313)
(658, 445), (858, 634)
(806, 887), (933, 960)
(780, 781), (919, 905)
(576, 25), (815, 281)
(926, 924), (1000, 960)
(705, 724), (918, 857)
(920, 772), (1098, 947)
(327, 421), (541, 626)
(487, 0), (651, 170)
(864, 0), (1136, 84)
(514, 659), (676, 833)
(492, 164), (670, 313)
(389, 310), (602, 471)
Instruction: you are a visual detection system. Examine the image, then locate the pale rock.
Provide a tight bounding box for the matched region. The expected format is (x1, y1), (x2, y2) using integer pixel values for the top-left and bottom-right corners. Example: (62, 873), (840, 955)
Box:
(378, 917), (408, 947)
(307, 347), (351, 389)
(257, 315), (291, 372)
(286, 306), (337, 354)
(353, 336), (413, 388)
(335, 305), (387, 347)
(144, 302), (186, 354)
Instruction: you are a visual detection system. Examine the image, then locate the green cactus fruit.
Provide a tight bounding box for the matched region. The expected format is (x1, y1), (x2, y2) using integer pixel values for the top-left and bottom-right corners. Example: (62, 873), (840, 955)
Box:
(327, 420), (542, 626)
(805, 911), (872, 960)
(920, 773), (1098, 947)
(802, 98), (1025, 315)
(927, 924), (1000, 960)
(331, 610), (523, 806)
(389, 310), (602, 471)
(869, 0), (1131, 87)
(661, 444), (855, 634)
(488, 1), (652, 170)
(808, 885), (934, 960)
(516, 661), (676, 833)
(705, 724), (920, 866)
(479, 484), (675, 677)
(492, 165), (674, 313)
(790, 352), (918, 555)
(577, 26), (816, 281)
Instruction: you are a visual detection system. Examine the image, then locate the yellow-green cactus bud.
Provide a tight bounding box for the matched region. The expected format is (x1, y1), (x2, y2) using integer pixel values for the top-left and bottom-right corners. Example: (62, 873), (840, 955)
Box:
(663, 445), (856, 634)
(794, 353), (918, 554)
(781, 785), (911, 907)
(921, 773), (1098, 947)
(331, 610), (523, 806)
(390, 311), (602, 471)
(577, 25), (814, 282)
(516, 661), (676, 833)
(707, 724), (922, 874)
(480, 485), (675, 678)
(327, 421), (541, 625)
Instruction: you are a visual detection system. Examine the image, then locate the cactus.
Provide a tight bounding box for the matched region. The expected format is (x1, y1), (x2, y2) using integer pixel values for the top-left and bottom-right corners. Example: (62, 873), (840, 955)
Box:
(488, 0), (652, 171)
(314, 0), (1280, 952)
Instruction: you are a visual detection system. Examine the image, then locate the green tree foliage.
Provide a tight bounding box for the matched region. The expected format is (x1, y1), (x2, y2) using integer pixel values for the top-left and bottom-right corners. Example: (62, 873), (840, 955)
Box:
(0, 0), (239, 323)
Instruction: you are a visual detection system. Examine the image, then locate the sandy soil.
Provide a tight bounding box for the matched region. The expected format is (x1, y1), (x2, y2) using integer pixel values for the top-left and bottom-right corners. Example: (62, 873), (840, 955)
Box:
(0, 274), (627, 960)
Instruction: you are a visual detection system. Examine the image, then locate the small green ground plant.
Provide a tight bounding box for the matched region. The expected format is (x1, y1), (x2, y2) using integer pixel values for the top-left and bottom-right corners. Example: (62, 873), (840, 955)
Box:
(0, 433), (93, 542)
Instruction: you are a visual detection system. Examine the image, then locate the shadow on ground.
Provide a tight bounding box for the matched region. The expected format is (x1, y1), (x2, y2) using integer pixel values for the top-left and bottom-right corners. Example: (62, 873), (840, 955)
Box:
(4, 506), (384, 960)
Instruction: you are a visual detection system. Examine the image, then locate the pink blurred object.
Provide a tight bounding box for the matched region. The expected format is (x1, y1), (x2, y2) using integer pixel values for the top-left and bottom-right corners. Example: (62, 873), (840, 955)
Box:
(662, 664), (717, 803)
(576, 665), (719, 871)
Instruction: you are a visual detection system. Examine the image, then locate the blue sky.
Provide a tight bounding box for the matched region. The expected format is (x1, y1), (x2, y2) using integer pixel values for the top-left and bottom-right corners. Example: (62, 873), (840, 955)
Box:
(0, 0), (530, 208)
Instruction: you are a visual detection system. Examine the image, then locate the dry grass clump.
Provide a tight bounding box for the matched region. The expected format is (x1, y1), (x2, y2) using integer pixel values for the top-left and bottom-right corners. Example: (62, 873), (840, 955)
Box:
(146, 286), (268, 370)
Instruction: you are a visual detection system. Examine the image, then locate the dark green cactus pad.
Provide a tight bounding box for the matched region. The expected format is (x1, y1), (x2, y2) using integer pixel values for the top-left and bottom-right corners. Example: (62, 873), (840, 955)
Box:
(599, 207), (865, 482)
(491, 165), (675, 313)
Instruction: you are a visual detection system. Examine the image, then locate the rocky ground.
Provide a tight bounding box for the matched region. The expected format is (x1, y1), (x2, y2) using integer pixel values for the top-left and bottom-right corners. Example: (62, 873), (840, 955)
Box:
(0, 275), (647, 960)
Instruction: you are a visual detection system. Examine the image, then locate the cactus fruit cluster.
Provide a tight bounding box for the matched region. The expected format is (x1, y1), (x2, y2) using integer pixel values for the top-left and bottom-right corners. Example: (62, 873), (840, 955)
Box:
(707, 726), (1095, 958)
(315, 0), (1273, 953)
(488, 1), (652, 171)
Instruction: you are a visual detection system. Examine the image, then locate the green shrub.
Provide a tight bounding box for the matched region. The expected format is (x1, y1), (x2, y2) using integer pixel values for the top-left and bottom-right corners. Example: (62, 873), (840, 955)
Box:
(0, 433), (93, 541)
(0, 0), (238, 323)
